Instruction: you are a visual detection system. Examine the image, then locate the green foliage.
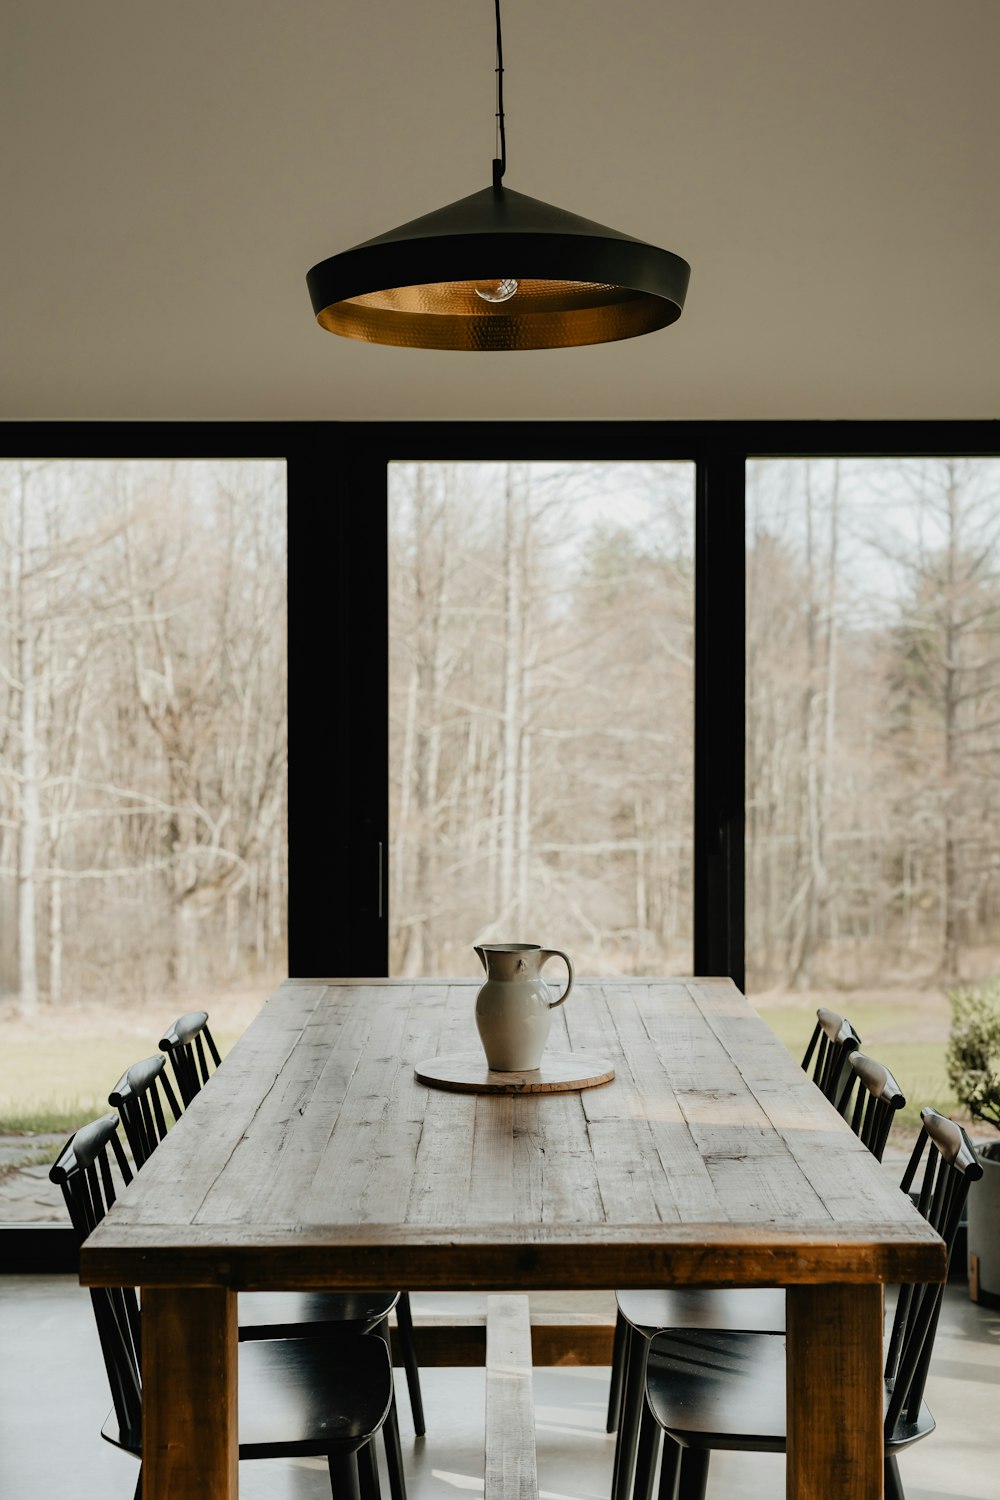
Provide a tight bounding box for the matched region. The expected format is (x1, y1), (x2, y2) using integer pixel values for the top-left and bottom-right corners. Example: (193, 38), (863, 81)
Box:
(947, 981), (1000, 1130)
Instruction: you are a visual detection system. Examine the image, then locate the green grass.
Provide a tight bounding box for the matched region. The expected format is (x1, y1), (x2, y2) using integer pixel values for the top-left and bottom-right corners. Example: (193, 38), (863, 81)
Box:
(0, 1106), (94, 1136)
(755, 1000), (955, 1135)
(0, 1029), (241, 1137)
(0, 993), (962, 1143)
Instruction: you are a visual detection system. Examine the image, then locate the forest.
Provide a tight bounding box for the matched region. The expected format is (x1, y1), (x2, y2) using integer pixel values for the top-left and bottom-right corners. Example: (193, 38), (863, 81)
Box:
(2, 455), (999, 1016)
(0, 460), (288, 1014)
(389, 457), (1000, 989)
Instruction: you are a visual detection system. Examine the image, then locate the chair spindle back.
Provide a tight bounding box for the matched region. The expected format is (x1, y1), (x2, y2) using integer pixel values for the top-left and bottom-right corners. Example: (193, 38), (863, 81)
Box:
(836, 1051), (905, 1162)
(49, 1114), (142, 1451)
(158, 1010), (222, 1107)
(801, 1006), (863, 1104)
(108, 1053), (183, 1167)
(883, 1107), (982, 1438)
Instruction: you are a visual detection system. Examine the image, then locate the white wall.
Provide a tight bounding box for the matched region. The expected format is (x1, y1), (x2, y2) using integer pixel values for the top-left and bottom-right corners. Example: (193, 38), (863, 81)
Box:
(2, 0), (998, 421)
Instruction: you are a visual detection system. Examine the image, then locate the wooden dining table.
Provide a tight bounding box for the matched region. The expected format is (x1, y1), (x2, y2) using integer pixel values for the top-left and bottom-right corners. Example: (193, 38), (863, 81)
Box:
(80, 976), (945, 1500)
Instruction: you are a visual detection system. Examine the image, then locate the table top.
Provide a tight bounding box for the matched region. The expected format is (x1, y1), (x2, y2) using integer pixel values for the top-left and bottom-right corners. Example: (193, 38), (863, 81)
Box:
(80, 977), (945, 1291)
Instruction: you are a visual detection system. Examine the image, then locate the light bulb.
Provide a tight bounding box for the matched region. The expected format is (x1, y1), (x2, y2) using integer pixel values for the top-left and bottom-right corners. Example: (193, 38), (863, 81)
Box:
(475, 279), (519, 303)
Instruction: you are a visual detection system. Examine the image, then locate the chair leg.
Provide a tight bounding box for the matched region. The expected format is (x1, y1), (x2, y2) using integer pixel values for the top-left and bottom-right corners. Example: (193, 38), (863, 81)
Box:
(632, 1396), (662, 1500)
(328, 1449), (363, 1500)
(611, 1323), (650, 1500)
(607, 1308), (628, 1432)
(657, 1439), (681, 1500)
(677, 1448), (709, 1500)
(133, 1469), (143, 1500)
(382, 1387), (408, 1500)
(359, 1439), (383, 1500)
(885, 1455), (905, 1500)
(395, 1293), (426, 1437)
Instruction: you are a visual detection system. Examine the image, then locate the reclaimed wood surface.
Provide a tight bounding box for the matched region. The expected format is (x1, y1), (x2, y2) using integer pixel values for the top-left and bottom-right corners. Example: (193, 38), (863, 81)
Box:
(413, 1049), (615, 1094)
(388, 1311), (617, 1367)
(81, 977), (944, 1291)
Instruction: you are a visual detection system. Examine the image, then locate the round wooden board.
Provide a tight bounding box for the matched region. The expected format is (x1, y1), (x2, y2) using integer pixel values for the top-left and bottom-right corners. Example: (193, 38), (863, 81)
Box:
(414, 1051), (615, 1095)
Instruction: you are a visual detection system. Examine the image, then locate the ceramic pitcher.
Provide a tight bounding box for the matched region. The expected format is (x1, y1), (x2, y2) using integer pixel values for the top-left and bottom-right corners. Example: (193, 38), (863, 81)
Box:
(473, 942), (575, 1072)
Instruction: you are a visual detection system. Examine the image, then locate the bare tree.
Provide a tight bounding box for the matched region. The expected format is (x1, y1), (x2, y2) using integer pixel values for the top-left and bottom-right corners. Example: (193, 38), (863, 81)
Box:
(884, 460), (1000, 982)
(0, 457), (288, 1012)
(388, 460), (695, 976)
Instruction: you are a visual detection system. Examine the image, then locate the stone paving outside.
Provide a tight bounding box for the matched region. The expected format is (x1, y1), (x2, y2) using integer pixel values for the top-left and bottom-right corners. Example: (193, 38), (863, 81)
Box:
(0, 1135), (67, 1221)
(0, 980), (270, 1223)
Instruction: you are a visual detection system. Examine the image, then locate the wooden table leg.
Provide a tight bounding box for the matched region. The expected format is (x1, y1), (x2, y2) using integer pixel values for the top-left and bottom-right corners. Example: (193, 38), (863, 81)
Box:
(786, 1283), (883, 1500)
(142, 1286), (238, 1500)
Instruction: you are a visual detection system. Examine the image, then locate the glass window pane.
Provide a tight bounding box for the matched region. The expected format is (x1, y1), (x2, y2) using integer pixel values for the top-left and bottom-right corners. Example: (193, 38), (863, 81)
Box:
(0, 459), (287, 1221)
(389, 460), (694, 977)
(746, 458), (1000, 1118)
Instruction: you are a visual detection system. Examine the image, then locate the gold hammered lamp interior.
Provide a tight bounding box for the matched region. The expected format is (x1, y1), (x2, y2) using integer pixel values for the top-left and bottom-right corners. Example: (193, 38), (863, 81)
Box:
(306, 3), (690, 352)
(316, 277), (676, 354)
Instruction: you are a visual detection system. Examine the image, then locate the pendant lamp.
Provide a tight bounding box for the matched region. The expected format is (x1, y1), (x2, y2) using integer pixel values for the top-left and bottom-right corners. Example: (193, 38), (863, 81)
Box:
(306, 1), (690, 352)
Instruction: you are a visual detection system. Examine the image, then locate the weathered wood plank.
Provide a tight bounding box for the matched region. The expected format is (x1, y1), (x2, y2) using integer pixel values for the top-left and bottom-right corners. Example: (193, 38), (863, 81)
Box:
(120, 985), (327, 1226)
(388, 1314), (617, 1367)
(194, 990), (379, 1225)
(406, 984), (483, 1224)
(516, 1090), (606, 1225)
(485, 1296), (538, 1500)
(686, 980), (914, 1225)
(572, 983), (731, 1225)
(357, 981), (453, 1223)
(289, 985), (424, 1226)
(82, 1218), (944, 1289)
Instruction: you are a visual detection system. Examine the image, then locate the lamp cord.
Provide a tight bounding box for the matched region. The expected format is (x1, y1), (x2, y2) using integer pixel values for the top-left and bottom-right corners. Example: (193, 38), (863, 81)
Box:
(492, 0), (506, 190)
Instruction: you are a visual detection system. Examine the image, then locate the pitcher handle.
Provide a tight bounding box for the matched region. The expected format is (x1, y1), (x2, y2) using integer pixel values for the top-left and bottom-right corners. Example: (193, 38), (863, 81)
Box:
(539, 948), (574, 1009)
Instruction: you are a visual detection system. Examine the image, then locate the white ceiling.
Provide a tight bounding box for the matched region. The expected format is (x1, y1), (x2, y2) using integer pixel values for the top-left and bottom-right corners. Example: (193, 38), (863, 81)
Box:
(2, 0), (999, 422)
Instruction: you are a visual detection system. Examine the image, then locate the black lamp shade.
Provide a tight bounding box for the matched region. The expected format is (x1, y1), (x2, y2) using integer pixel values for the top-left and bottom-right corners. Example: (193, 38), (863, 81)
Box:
(307, 184), (690, 351)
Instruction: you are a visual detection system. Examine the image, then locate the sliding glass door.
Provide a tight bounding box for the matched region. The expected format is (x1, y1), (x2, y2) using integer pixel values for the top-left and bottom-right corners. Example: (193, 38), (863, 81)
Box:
(388, 460), (695, 976)
(746, 455), (1000, 1116)
(0, 457), (287, 1223)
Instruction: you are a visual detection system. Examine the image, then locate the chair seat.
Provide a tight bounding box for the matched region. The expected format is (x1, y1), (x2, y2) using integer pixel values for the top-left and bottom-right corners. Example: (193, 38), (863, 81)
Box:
(645, 1330), (935, 1455)
(237, 1290), (400, 1339)
(102, 1332), (393, 1460)
(617, 1284), (898, 1338)
(616, 1287), (787, 1336)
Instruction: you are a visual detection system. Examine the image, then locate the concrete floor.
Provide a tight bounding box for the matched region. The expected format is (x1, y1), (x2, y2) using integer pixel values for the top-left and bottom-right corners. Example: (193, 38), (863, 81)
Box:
(1, 1281), (997, 1500)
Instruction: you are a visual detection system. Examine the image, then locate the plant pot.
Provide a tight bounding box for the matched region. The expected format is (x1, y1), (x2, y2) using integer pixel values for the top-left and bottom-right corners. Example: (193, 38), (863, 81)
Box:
(968, 1139), (1000, 1306)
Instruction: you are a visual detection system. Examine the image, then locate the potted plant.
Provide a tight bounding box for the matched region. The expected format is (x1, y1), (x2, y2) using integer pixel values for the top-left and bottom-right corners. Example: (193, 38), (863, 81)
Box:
(946, 980), (1000, 1304)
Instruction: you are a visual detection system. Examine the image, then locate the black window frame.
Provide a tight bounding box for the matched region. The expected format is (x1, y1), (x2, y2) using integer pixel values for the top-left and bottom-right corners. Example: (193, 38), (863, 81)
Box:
(1, 417), (997, 1267)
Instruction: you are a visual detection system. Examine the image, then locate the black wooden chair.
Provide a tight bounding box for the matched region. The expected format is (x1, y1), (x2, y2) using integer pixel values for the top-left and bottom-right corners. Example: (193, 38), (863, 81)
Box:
(50, 1113), (393, 1500)
(636, 1107), (981, 1500)
(608, 1050), (904, 1500)
(111, 1048), (421, 1500)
